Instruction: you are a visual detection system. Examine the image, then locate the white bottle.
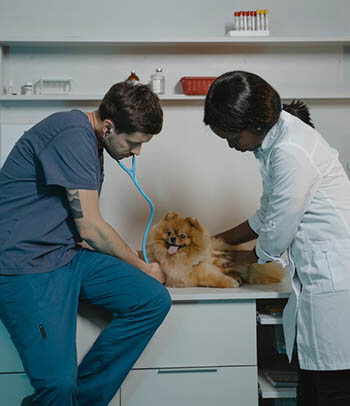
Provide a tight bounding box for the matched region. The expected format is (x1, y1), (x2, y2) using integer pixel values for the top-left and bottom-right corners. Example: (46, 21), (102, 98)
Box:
(22, 82), (33, 95)
(7, 80), (16, 95)
(151, 68), (165, 94)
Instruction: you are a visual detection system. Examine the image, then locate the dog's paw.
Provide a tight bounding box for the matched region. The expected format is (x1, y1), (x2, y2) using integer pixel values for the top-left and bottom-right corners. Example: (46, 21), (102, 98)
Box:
(229, 277), (242, 288)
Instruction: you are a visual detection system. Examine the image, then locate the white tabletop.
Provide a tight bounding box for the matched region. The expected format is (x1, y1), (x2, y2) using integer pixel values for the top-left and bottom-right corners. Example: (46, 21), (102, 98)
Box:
(168, 275), (292, 302)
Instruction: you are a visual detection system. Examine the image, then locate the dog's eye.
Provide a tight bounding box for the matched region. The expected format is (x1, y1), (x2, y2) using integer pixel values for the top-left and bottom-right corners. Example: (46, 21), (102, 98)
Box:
(167, 231), (172, 236)
(180, 234), (186, 239)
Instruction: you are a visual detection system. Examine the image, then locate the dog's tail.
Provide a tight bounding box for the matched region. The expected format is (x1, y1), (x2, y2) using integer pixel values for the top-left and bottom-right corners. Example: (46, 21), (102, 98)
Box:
(236, 262), (284, 284)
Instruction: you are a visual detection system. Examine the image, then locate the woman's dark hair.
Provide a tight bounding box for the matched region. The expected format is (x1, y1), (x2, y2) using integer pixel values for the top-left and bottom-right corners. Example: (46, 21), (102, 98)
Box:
(99, 81), (163, 135)
(282, 99), (314, 128)
(204, 71), (314, 134)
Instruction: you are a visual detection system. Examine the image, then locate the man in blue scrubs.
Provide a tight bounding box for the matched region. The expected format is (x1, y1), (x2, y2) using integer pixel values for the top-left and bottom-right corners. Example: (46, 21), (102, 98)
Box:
(0, 81), (171, 405)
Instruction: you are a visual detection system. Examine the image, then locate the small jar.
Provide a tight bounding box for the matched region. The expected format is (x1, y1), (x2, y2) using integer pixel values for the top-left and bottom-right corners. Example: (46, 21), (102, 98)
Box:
(22, 82), (33, 95)
(151, 68), (165, 94)
(7, 81), (15, 95)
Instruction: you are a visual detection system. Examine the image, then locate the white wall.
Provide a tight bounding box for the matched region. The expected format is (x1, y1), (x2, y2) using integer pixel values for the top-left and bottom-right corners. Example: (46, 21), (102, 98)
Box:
(2, 100), (350, 249)
(0, 0), (350, 249)
(0, 0), (348, 38)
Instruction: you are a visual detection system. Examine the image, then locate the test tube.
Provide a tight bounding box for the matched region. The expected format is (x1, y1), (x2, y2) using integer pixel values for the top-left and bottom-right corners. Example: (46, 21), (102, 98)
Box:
(257, 10), (262, 31)
(264, 10), (269, 31)
(234, 11), (239, 31)
(250, 11), (255, 31)
(247, 11), (251, 30)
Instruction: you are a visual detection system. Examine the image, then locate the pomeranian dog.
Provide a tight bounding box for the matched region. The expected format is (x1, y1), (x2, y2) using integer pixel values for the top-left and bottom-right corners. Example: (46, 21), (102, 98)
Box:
(146, 212), (284, 288)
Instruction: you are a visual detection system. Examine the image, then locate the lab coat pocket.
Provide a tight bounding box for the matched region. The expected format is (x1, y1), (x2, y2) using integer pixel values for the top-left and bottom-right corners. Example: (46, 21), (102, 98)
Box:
(324, 239), (350, 292)
(307, 241), (334, 293)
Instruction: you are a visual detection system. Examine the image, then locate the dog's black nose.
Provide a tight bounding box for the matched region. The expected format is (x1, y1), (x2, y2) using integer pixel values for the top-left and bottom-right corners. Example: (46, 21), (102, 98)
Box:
(170, 237), (176, 243)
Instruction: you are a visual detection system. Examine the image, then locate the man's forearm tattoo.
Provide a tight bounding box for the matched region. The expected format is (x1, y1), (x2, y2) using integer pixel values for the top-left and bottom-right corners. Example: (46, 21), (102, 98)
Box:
(66, 189), (84, 219)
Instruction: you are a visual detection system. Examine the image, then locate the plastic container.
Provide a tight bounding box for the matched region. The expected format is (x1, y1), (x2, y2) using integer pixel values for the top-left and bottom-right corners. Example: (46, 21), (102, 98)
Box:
(180, 76), (217, 95)
(34, 77), (72, 95)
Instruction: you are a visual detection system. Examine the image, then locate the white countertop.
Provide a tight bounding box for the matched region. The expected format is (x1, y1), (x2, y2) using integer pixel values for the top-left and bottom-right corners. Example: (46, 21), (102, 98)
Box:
(168, 275), (292, 302)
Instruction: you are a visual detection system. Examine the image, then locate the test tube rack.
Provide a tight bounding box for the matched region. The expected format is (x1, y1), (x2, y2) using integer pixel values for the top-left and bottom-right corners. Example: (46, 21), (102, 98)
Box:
(227, 9), (270, 37)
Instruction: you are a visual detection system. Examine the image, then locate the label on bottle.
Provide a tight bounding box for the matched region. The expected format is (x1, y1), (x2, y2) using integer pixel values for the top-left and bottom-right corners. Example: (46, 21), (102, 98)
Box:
(152, 78), (162, 94)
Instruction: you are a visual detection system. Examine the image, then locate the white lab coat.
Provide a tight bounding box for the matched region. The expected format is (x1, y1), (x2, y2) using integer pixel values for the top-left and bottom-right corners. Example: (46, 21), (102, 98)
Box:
(249, 110), (350, 370)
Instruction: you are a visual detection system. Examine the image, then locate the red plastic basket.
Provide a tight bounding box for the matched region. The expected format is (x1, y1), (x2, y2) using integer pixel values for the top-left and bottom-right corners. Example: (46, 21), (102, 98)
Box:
(180, 76), (217, 95)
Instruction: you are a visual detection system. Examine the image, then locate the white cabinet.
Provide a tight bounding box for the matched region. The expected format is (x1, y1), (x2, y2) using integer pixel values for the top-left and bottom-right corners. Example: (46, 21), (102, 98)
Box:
(121, 299), (258, 406)
(122, 366), (258, 406)
(0, 374), (34, 405)
(134, 300), (256, 368)
(0, 282), (292, 405)
(0, 318), (25, 373)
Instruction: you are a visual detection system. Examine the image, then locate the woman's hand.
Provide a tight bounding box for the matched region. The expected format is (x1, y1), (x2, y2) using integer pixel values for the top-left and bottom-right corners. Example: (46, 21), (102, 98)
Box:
(213, 248), (258, 266)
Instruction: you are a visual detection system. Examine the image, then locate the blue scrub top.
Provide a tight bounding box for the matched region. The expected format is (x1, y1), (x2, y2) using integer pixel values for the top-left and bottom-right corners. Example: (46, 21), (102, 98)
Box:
(0, 110), (104, 274)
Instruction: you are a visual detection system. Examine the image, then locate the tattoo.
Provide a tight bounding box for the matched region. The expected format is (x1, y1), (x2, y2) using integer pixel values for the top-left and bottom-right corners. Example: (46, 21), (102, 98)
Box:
(66, 189), (84, 219)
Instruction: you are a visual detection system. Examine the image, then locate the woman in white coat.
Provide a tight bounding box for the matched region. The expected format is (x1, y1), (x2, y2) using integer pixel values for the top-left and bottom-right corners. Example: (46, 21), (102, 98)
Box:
(204, 70), (350, 405)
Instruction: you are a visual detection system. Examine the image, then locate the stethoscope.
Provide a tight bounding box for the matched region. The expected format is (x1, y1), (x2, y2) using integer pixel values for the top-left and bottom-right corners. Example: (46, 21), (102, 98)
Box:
(118, 155), (154, 264)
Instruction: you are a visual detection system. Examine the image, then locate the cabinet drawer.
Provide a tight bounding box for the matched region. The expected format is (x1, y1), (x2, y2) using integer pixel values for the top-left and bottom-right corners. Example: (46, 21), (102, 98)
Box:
(121, 366), (258, 406)
(0, 321), (25, 372)
(0, 374), (33, 405)
(134, 300), (256, 368)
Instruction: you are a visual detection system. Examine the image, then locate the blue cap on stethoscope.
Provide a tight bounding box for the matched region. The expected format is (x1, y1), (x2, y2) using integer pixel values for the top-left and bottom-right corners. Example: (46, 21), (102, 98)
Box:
(118, 155), (154, 264)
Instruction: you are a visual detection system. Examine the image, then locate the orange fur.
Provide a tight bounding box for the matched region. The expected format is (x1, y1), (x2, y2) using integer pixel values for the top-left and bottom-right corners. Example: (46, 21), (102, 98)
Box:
(146, 212), (284, 288)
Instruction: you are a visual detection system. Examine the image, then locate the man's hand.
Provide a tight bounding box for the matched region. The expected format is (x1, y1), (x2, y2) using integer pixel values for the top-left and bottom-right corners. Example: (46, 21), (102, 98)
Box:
(137, 250), (145, 260)
(144, 262), (166, 284)
(213, 248), (258, 266)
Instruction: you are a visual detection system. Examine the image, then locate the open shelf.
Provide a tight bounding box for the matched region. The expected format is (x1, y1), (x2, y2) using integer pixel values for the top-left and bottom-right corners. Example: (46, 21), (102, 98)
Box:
(257, 312), (283, 325)
(258, 370), (296, 399)
(1, 36), (350, 48)
(1, 92), (350, 102)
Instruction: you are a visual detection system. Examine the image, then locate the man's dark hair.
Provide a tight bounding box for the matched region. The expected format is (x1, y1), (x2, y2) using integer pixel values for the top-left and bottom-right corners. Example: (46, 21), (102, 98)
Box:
(99, 81), (163, 135)
(204, 71), (314, 134)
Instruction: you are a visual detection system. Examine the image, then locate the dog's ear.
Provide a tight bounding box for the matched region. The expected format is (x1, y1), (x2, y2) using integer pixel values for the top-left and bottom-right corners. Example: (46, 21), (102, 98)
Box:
(186, 216), (201, 229)
(165, 212), (179, 221)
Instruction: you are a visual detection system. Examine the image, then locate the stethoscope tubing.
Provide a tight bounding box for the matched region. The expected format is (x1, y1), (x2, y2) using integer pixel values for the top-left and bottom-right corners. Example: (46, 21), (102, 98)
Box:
(118, 155), (154, 264)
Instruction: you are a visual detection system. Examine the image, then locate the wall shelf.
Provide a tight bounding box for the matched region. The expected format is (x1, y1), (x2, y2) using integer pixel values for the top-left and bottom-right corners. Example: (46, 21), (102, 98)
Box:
(1, 36), (350, 48)
(1, 36), (349, 103)
(0, 94), (204, 101)
(1, 92), (350, 101)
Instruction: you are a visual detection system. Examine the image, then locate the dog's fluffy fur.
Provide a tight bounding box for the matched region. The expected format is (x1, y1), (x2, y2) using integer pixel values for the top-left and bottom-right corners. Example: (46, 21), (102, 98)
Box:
(146, 212), (284, 288)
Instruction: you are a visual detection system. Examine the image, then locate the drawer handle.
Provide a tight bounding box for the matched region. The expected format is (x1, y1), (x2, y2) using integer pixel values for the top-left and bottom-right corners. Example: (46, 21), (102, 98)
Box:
(158, 369), (218, 374)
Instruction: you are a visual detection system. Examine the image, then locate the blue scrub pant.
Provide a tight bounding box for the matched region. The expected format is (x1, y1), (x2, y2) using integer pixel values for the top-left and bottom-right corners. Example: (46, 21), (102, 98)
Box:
(0, 249), (171, 405)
